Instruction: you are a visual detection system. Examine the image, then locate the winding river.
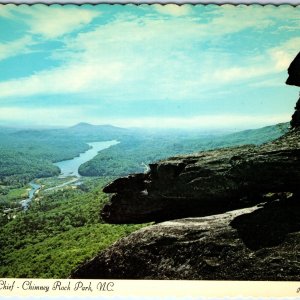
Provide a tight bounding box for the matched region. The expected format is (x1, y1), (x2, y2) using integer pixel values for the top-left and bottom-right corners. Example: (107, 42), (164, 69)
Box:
(20, 182), (41, 209)
(21, 140), (119, 209)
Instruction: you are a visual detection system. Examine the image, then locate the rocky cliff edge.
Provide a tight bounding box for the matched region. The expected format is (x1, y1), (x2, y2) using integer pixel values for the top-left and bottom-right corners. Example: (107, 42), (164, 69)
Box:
(71, 130), (300, 280)
(71, 52), (300, 280)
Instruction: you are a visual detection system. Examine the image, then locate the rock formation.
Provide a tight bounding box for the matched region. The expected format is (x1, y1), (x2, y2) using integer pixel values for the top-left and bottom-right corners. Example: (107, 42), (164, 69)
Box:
(71, 51), (300, 280)
(288, 51), (300, 128)
(286, 51), (300, 87)
(100, 133), (300, 224)
(72, 194), (300, 280)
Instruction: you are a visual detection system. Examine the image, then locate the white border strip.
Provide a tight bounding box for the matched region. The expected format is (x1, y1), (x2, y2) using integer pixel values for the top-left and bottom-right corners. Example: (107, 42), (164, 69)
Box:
(0, 279), (300, 297)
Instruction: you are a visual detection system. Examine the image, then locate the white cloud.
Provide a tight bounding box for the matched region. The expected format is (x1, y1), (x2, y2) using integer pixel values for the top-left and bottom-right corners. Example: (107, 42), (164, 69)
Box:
(26, 6), (100, 39)
(0, 61), (124, 98)
(0, 36), (33, 61)
(0, 5), (299, 102)
(203, 36), (300, 85)
(1, 5), (100, 39)
(209, 66), (268, 83)
(0, 4), (15, 18)
(153, 4), (192, 16)
(268, 37), (300, 72)
(205, 5), (300, 36)
(0, 106), (84, 126)
(0, 6), (100, 62)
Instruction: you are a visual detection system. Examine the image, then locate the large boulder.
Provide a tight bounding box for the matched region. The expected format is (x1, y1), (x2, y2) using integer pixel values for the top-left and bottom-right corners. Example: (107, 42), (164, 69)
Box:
(71, 192), (300, 280)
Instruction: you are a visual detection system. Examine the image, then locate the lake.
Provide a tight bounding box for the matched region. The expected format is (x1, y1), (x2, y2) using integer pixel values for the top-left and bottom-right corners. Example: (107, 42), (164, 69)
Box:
(54, 140), (119, 177)
(20, 140), (119, 209)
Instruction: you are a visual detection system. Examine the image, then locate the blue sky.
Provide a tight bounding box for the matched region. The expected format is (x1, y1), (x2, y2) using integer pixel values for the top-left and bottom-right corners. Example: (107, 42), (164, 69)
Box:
(0, 4), (299, 130)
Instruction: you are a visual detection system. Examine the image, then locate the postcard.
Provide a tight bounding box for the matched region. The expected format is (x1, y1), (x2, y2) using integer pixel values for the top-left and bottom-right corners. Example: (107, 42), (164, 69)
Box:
(0, 2), (300, 299)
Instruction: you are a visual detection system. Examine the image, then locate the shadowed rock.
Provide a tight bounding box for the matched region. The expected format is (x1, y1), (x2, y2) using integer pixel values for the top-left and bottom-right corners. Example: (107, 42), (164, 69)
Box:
(230, 192), (300, 250)
(71, 193), (300, 280)
(287, 51), (300, 128)
(286, 51), (300, 87)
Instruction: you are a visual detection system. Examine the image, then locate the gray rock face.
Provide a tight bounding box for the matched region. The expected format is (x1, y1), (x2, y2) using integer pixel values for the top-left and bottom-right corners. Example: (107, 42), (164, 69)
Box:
(101, 130), (300, 224)
(72, 192), (300, 280)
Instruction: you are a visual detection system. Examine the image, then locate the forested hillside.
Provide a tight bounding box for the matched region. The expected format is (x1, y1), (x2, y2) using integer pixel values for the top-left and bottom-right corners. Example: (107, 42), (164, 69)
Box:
(0, 178), (145, 278)
(0, 124), (130, 185)
(1, 122), (289, 182)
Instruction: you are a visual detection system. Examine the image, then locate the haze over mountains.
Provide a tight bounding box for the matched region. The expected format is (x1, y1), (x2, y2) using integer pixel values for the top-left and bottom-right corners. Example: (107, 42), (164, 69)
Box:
(0, 121), (289, 184)
(0, 121), (290, 137)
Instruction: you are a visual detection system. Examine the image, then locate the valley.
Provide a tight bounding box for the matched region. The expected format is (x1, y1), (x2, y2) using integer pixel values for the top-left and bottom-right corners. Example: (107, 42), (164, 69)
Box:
(0, 122), (289, 278)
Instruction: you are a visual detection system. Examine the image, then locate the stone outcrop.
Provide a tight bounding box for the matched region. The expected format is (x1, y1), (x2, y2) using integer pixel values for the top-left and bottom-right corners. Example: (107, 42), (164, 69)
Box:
(71, 51), (300, 280)
(72, 192), (300, 280)
(101, 130), (300, 224)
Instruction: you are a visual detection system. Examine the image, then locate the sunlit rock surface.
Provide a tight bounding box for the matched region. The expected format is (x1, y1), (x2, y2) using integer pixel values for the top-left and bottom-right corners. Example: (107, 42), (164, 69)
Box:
(72, 192), (300, 280)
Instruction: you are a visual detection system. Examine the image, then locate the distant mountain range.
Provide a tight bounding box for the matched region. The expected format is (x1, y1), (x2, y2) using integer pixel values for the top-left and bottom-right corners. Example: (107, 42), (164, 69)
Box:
(69, 122), (126, 132)
(66, 122), (128, 138)
(0, 122), (129, 143)
(0, 121), (290, 138)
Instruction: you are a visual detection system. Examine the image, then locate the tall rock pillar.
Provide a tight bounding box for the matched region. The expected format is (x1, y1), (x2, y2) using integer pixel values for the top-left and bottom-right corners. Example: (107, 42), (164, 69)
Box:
(286, 51), (300, 128)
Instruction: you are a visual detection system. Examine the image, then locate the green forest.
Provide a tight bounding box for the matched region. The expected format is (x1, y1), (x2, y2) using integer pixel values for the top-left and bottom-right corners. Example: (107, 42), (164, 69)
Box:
(0, 122), (289, 278)
(0, 177), (145, 278)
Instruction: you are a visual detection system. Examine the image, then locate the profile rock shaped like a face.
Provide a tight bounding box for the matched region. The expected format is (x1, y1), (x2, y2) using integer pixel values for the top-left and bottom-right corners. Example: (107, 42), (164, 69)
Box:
(286, 52), (300, 87)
